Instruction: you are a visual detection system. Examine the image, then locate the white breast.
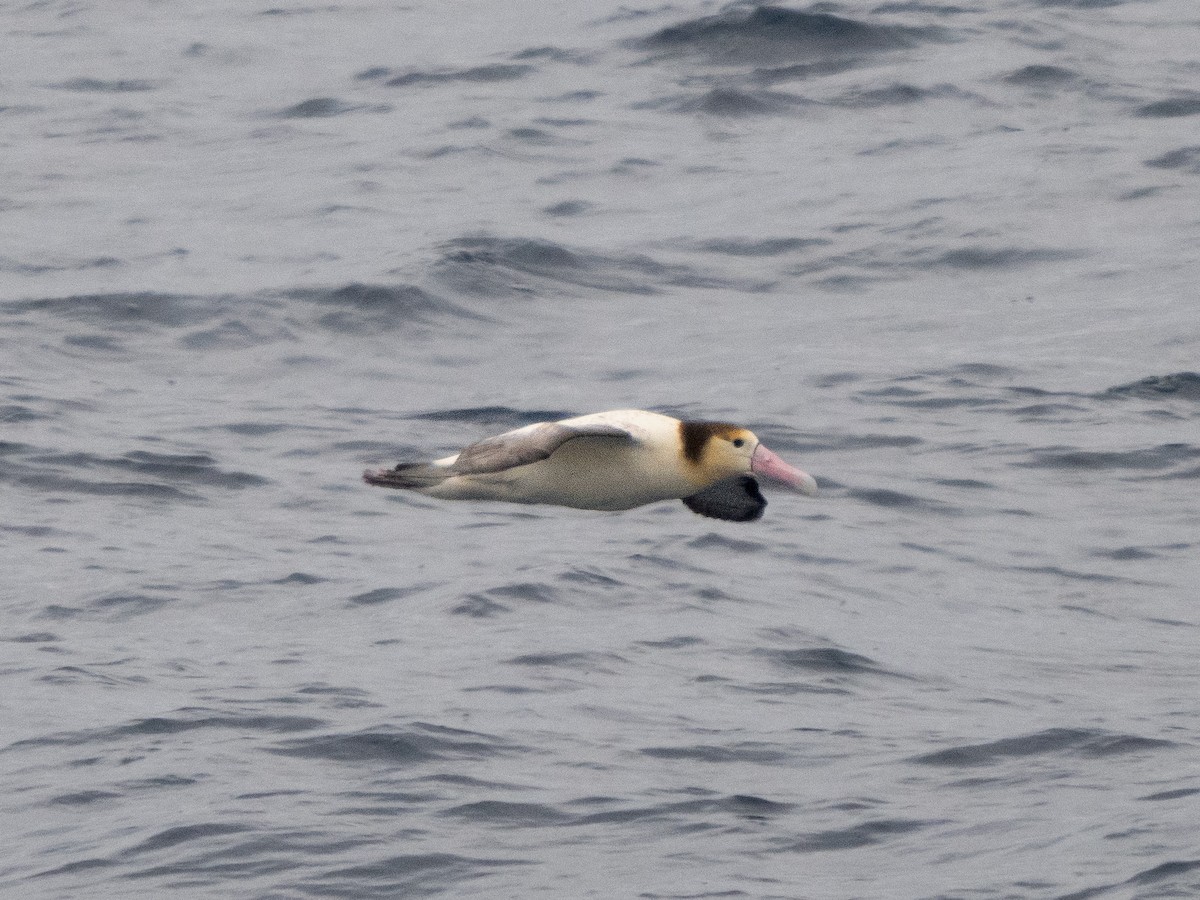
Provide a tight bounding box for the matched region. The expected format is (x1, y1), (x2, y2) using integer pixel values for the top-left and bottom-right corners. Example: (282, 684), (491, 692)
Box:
(429, 410), (700, 510)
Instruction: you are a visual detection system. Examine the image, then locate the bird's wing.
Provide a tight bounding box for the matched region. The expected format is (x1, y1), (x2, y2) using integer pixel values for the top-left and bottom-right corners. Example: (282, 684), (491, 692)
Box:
(682, 475), (766, 522)
(450, 422), (635, 475)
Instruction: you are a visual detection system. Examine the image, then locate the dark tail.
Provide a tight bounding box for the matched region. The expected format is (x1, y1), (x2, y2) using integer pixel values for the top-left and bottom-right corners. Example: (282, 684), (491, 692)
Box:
(363, 463), (447, 489)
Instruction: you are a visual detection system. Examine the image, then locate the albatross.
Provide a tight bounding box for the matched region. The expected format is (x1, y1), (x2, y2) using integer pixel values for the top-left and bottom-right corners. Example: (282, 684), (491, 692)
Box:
(363, 409), (817, 522)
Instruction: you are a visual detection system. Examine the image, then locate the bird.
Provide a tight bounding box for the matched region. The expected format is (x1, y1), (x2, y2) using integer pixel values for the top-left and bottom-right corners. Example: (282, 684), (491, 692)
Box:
(363, 409), (816, 522)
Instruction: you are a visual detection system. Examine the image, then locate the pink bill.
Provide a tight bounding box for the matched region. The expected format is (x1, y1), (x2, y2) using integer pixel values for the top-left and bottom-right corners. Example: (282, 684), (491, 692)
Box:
(751, 443), (818, 496)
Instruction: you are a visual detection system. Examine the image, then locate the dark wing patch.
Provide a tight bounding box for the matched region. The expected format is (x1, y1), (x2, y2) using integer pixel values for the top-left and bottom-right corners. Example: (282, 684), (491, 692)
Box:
(451, 422), (632, 475)
(682, 475), (766, 522)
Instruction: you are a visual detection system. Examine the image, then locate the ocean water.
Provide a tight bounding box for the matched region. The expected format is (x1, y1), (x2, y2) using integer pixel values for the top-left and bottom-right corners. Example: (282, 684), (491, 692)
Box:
(3, 1), (1199, 898)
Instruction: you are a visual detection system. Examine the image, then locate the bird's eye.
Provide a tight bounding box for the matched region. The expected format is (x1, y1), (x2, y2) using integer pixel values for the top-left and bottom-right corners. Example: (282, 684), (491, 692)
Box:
(732, 438), (745, 448)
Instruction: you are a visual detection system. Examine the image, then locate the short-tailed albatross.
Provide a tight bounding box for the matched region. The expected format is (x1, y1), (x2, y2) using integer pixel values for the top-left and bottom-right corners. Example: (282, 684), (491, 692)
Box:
(363, 409), (817, 522)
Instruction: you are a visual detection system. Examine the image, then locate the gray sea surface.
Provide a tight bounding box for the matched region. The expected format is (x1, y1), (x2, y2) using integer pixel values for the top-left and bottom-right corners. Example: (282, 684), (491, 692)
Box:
(3, 1), (1200, 898)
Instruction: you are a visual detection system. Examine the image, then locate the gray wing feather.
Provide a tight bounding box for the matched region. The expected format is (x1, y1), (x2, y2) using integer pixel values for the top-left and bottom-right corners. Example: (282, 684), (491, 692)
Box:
(451, 422), (633, 475)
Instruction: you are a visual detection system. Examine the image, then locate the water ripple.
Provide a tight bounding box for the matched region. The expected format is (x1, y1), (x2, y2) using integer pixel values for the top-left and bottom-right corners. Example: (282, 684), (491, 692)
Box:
(641, 6), (947, 65)
(769, 817), (938, 853)
(910, 728), (1176, 768)
(267, 723), (518, 765)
